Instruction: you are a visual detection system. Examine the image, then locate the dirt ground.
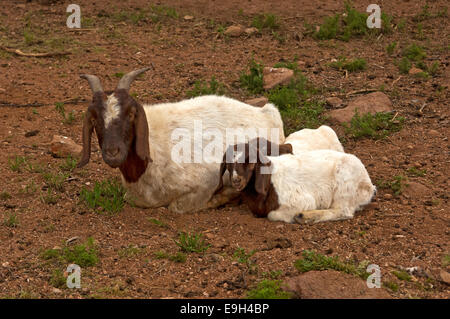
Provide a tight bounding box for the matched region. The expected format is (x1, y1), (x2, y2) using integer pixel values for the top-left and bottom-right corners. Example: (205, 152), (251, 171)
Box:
(0, 0), (449, 299)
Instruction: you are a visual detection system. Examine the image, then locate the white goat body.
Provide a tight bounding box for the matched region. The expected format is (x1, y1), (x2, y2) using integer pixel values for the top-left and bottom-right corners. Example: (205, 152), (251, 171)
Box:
(285, 125), (344, 153)
(266, 150), (375, 223)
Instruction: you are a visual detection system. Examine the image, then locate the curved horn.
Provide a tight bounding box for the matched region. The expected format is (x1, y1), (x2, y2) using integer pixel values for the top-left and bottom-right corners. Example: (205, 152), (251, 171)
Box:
(117, 67), (151, 91)
(80, 74), (103, 94)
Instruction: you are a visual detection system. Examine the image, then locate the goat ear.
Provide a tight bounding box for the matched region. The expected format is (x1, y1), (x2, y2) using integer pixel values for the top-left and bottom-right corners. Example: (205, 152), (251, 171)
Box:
(279, 143), (293, 155)
(213, 155), (227, 195)
(134, 104), (152, 163)
(77, 110), (94, 168)
(254, 163), (271, 196)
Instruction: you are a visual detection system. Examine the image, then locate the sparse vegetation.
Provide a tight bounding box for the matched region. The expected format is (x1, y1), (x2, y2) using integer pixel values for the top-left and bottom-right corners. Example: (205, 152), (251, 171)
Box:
(393, 270), (412, 282)
(376, 175), (408, 196)
(186, 76), (227, 97)
(59, 156), (77, 172)
(80, 179), (126, 214)
(233, 247), (256, 265)
(174, 232), (210, 253)
(154, 250), (186, 263)
(247, 279), (292, 299)
(442, 255), (450, 268)
(42, 237), (98, 268)
(50, 269), (66, 288)
(240, 58), (264, 94)
(383, 281), (399, 292)
(329, 57), (367, 72)
(344, 111), (405, 140)
(42, 172), (68, 192)
(386, 42), (397, 55)
(294, 250), (371, 280)
(407, 167), (426, 177)
(118, 245), (144, 258)
(55, 102), (75, 125)
(252, 13), (280, 31)
(0, 191), (12, 201)
(313, 3), (392, 41)
(147, 218), (168, 228)
(3, 212), (19, 228)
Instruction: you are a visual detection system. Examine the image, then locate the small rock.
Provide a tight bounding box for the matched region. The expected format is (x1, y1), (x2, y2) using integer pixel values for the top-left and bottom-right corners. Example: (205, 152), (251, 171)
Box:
(245, 97), (268, 107)
(439, 270), (450, 285)
(0, 88), (5, 93)
(205, 233), (214, 240)
(409, 67), (424, 75)
(183, 15), (194, 20)
(428, 129), (439, 136)
(244, 27), (259, 35)
(263, 67), (295, 90)
(325, 97), (343, 108)
(66, 236), (79, 245)
(384, 193), (392, 200)
(284, 270), (391, 299)
(2, 262), (9, 268)
(207, 253), (223, 263)
(49, 135), (82, 158)
(224, 25), (244, 37)
(328, 92), (393, 123)
(52, 288), (62, 294)
(25, 130), (39, 137)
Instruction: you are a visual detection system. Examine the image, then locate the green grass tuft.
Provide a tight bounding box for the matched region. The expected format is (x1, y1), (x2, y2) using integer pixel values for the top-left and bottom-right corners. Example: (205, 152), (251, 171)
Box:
(344, 111), (405, 140)
(247, 279), (292, 299)
(294, 250), (371, 279)
(80, 179), (126, 214)
(240, 58), (265, 94)
(314, 3), (391, 41)
(174, 232), (210, 253)
(233, 247), (256, 265)
(383, 281), (399, 292)
(393, 270), (412, 282)
(186, 76), (227, 97)
(376, 175), (408, 196)
(386, 42), (397, 55)
(3, 212), (19, 228)
(402, 44), (426, 62)
(252, 13), (280, 31)
(329, 57), (367, 72)
(42, 237), (98, 268)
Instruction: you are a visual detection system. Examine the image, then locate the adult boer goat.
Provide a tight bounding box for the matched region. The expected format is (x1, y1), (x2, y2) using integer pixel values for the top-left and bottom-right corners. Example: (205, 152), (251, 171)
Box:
(78, 68), (285, 213)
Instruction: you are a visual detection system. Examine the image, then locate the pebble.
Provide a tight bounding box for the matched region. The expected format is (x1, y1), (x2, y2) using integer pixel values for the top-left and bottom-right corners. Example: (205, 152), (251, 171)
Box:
(384, 193), (392, 199)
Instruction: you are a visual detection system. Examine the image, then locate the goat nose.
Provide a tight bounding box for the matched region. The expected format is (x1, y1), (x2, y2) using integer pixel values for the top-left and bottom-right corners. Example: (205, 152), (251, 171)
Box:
(106, 148), (120, 157)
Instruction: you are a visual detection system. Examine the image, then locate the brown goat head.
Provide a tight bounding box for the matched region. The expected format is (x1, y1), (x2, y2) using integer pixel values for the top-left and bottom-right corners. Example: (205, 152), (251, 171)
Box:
(78, 68), (152, 182)
(214, 138), (292, 194)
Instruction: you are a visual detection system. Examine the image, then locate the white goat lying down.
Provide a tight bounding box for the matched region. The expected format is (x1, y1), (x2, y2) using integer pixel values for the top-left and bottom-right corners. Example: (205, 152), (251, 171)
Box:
(218, 140), (376, 224)
(78, 68), (285, 213)
(285, 125), (344, 153)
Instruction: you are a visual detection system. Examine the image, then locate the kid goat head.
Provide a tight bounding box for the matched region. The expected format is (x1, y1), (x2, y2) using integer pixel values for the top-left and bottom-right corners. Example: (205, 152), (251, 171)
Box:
(78, 68), (151, 182)
(214, 138), (292, 194)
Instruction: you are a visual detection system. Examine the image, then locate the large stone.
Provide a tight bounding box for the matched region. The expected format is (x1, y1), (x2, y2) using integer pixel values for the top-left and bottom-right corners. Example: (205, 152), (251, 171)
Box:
(402, 181), (432, 199)
(263, 67), (295, 90)
(284, 270), (391, 299)
(439, 270), (450, 285)
(245, 97), (268, 107)
(49, 135), (82, 158)
(224, 25), (244, 37)
(328, 92), (393, 123)
(325, 97), (344, 108)
(409, 67), (424, 75)
(244, 27), (259, 35)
